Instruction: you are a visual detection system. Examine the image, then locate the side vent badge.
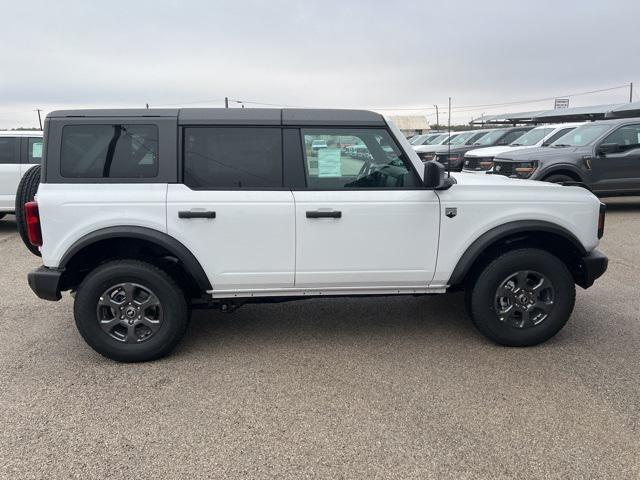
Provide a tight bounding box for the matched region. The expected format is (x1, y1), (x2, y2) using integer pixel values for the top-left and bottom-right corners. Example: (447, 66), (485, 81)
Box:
(445, 207), (457, 219)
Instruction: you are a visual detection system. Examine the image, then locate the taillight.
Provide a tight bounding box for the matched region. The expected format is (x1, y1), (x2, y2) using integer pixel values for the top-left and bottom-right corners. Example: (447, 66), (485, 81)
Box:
(598, 203), (606, 239)
(24, 201), (42, 247)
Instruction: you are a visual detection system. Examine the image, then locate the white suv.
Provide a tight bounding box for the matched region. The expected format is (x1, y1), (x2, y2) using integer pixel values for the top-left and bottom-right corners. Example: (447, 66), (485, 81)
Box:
(0, 130), (43, 218)
(23, 109), (607, 362)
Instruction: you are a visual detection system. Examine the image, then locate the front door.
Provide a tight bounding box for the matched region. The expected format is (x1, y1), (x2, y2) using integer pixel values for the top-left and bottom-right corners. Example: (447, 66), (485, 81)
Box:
(292, 127), (440, 289)
(166, 126), (295, 293)
(592, 123), (640, 194)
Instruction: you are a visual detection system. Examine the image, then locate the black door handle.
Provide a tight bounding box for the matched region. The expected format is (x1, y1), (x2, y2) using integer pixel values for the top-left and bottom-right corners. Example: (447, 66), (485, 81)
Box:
(306, 210), (342, 219)
(178, 210), (216, 219)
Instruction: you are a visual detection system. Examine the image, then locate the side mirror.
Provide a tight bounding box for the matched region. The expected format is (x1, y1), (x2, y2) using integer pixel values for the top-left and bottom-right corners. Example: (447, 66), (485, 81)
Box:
(597, 143), (620, 156)
(423, 160), (454, 189)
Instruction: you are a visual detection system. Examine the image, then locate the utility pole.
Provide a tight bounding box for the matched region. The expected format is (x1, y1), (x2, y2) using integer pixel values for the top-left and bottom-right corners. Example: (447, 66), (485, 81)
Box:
(630, 82), (634, 103)
(433, 104), (439, 128)
(36, 109), (42, 130)
(225, 97), (229, 108)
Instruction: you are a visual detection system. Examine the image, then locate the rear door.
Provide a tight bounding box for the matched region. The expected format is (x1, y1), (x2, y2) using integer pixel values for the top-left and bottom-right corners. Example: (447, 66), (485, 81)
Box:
(166, 126), (295, 293)
(0, 137), (20, 210)
(592, 123), (640, 193)
(291, 127), (440, 289)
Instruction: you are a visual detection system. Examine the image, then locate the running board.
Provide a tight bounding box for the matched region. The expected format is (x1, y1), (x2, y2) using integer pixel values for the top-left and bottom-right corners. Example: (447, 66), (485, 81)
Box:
(207, 285), (447, 299)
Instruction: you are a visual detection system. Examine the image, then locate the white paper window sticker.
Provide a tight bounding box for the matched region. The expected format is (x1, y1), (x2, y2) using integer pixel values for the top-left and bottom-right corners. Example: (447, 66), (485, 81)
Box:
(317, 147), (342, 178)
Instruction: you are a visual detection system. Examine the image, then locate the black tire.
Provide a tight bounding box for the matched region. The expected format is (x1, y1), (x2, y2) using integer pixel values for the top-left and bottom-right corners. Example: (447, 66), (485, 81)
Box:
(74, 260), (189, 362)
(15, 165), (41, 256)
(543, 174), (574, 184)
(466, 248), (576, 347)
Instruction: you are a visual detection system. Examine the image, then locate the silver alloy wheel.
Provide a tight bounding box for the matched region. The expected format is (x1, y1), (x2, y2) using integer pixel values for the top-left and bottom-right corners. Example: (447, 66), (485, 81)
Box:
(96, 283), (163, 343)
(494, 270), (555, 329)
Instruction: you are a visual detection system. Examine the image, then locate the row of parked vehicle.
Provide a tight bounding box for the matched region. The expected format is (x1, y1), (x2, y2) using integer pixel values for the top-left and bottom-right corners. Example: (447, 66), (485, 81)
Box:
(408, 117), (640, 197)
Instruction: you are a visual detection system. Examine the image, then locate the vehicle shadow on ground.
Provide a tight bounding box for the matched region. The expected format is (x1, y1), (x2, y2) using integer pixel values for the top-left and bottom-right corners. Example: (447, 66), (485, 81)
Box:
(180, 292), (481, 353)
(0, 216), (17, 233)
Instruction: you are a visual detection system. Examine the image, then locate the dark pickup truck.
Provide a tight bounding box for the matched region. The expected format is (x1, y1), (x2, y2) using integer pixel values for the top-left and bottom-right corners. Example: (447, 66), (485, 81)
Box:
(492, 118), (640, 196)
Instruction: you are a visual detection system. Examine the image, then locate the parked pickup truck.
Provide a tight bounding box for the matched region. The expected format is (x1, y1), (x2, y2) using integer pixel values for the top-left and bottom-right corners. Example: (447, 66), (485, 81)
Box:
(434, 126), (533, 172)
(23, 108), (607, 362)
(492, 118), (640, 196)
(462, 123), (582, 173)
(0, 130), (42, 219)
(414, 129), (493, 162)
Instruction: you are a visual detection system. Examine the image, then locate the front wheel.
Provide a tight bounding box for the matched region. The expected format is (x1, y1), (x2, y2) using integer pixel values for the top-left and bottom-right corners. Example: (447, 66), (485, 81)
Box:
(466, 248), (576, 346)
(74, 260), (189, 362)
(543, 174), (574, 184)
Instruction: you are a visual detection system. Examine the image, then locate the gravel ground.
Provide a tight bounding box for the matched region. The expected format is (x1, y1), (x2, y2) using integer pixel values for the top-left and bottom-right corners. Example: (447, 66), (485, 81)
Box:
(0, 199), (638, 479)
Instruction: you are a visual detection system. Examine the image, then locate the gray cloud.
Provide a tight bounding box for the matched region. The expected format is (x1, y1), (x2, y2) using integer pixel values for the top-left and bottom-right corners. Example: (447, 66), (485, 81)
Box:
(1, 0), (638, 128)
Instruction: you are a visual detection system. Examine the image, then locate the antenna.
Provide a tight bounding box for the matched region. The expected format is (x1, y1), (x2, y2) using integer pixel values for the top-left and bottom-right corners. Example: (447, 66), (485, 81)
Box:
(447, 97), (451, 178)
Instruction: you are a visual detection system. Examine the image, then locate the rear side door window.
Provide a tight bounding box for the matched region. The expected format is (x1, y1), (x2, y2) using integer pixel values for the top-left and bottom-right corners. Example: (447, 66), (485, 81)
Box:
(301, 128), (420, 189)
(60, 125), (159, 178)
(183, 127), (282, 189)
(0, 137), (19, 164)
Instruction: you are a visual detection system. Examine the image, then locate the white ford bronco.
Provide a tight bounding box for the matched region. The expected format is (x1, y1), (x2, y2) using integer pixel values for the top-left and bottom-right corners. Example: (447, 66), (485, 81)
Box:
(23, 108), (608, 362)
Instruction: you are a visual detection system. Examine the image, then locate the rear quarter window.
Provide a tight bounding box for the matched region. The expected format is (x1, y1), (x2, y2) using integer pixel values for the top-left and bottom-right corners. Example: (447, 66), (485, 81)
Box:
(60, 124), (159, 178)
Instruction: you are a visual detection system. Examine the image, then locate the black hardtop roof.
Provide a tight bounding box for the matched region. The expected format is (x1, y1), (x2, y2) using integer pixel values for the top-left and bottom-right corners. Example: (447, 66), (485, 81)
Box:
(47, 108), (386, 126)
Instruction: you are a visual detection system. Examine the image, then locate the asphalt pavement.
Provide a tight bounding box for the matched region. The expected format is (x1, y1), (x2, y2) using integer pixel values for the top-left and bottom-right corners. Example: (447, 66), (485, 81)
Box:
(0, 199), (638, 479)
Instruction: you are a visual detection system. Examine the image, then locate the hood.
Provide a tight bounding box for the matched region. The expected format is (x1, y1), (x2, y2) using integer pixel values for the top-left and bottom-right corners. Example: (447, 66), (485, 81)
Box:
(494, 145), (584, 162)
(436, 145), (478, 155)
(413, 144), (451, 153)
(465, 145), (534, 158)
(450, 171), (560, 188)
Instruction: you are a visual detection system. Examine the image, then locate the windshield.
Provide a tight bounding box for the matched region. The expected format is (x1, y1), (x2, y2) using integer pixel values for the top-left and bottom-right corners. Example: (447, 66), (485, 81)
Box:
(510, 128), (552, 146)
(444, 133), (461, 145)
(409, 135), (426, 145)
(465, 131), (491, 144)
(429, 134), (448, 144)
(473, 129), (505, 146)
(551, 124), (610, 147)
(448, 131), (476, 145)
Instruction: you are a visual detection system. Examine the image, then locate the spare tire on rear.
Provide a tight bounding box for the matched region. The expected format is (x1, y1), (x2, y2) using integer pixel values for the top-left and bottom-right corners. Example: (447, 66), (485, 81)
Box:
(15, 165), (41, 257)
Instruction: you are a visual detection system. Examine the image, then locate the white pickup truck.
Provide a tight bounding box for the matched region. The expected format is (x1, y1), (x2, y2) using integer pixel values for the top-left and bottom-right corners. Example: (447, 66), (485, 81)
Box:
(0, 130), (43, 218)
(22, 108), (607, 362)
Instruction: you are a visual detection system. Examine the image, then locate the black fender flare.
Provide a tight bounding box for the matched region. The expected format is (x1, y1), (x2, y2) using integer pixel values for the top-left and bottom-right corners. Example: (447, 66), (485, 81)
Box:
(447, 220), (587, 286)
(59, 226), (212, 291)
(538, 163), (587, 182)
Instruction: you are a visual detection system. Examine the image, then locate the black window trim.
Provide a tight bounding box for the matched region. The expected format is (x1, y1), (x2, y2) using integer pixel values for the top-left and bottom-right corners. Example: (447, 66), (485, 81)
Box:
(180, 125), (287, 191)
(45, 117), (176, 184)
(292, 125), (425, 191)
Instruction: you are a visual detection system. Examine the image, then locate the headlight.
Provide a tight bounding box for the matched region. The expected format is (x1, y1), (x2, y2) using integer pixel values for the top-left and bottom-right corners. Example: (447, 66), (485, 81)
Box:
(494, 160), (539, 178)
(513, 161), (539, 178)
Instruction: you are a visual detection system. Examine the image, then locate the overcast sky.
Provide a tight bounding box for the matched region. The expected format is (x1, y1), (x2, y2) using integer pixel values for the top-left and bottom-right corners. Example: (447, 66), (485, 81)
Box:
(1, 0), (639, 128)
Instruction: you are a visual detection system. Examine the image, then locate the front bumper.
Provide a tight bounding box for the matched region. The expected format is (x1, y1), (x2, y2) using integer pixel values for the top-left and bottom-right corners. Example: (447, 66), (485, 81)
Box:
(28, 266), (63, 301)
(576, 249), (608, 289)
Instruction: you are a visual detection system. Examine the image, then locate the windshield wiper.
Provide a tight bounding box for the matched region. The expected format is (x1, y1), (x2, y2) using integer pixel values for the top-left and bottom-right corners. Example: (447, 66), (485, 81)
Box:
(510, 143), (522, 146)
(552, 143), (572, 147)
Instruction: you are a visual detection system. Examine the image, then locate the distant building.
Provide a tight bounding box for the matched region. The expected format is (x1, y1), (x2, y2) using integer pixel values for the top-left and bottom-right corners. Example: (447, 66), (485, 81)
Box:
(386, 115), (430, 137)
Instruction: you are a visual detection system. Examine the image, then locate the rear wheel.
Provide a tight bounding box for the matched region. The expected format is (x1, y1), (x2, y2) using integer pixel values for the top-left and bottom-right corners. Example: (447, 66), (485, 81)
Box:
(466, 248), (575, 346)
(543, 173), (574, 184)
(74, 260), (189, 362)
(15, 165), (41, 256)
